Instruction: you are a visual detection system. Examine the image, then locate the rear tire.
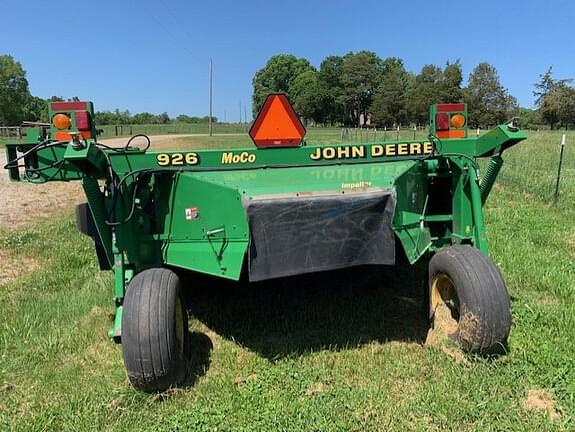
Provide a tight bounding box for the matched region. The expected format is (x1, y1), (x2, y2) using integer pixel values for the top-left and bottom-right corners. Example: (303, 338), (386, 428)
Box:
(122, 268), (189, 392)
(428, 245), (511, 355)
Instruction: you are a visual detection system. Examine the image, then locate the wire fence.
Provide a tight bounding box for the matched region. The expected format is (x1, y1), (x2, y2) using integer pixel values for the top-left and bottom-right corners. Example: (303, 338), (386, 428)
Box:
(97, 122), (248, 138)
(497, 131), (574, 207)
(340, 126), (429, 142)
(0, 126), (23, 139)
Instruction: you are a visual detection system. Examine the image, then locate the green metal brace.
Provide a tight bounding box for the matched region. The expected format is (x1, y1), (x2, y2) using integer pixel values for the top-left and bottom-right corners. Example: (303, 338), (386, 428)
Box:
(108, 231), (132, 341)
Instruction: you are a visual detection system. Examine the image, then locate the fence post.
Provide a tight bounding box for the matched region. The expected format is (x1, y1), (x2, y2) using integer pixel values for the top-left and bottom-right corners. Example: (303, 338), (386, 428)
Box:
(553, 134), (566, 205)
(396, 125), (400, 141)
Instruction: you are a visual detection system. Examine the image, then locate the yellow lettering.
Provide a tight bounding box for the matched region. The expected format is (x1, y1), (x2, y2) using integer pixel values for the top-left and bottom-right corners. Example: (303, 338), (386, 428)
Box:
(221, 151), (256, 164)
(409, 143), (422, 155)
(352, 146), (365, 158)
(371, 145), (384, 157)
(423, 141), (433, 154)
(157, 154), (170, 166)
(324, 147), (336, 159)
(221, 152), (233, 164)
(398, 143), (408, 155)
(310, 148), (321, 160)
(185, 153), (198, 165)
(337, 147), (350, 158)
(386, 144), (396, 156)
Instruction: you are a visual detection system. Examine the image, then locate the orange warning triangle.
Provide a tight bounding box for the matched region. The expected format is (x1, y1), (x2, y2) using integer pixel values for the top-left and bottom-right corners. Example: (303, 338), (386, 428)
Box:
(249, 93), (306, 148)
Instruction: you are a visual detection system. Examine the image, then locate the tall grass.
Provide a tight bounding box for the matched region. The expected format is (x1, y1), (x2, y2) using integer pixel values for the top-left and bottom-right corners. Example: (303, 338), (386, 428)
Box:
(499, 130), (575, 209)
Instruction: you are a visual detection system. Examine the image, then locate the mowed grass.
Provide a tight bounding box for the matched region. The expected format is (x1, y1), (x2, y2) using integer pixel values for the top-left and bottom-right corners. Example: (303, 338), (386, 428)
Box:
(1, 130), (574, 431)
(97, 122), (247, 139)
(156, 126), (428, 150)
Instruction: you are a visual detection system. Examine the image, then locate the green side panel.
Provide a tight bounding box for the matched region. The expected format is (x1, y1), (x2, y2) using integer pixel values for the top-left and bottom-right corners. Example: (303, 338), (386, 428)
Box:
(391, 162), (432, 263)
(163, 173), (249, 280)
(164, 242), (247, 280)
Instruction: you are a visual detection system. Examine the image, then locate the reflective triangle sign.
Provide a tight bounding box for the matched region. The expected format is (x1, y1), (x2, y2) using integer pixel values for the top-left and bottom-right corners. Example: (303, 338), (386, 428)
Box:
(249, 93), (306, 148)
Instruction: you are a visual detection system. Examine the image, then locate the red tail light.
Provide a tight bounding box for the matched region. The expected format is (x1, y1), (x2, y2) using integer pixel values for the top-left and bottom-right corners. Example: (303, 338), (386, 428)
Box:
(436, 112), (450, 131)
(75, 111), (90, 130)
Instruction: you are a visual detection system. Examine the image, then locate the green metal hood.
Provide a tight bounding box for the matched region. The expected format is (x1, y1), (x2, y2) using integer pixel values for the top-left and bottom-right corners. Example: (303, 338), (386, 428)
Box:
(185, 160), (417, 197)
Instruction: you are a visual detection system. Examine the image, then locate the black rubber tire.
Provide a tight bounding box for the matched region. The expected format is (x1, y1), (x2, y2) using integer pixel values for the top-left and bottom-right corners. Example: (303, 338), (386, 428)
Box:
(428, 245), (511, 355)
(122, 268), (189, 392)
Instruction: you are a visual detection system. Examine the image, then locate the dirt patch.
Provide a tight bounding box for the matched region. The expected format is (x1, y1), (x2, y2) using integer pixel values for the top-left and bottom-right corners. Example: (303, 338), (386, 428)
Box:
(458, 312), (480, 344)
(0, 249), (39, 285)
(425, 303), (458, 347)
(0, 181), (84, 229)
(522, 389), (560, 420)
(305, 381), (328, 397)
(233, 373), (258, 388)
(440, 346), (470, 367)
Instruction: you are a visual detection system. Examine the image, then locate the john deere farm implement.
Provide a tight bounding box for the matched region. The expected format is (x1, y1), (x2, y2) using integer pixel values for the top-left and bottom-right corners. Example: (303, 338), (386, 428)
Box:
(3, 94), (526, 392)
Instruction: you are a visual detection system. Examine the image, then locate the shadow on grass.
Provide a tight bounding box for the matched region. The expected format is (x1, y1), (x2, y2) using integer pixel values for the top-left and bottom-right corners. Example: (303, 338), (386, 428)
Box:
(183, 331), (213, 387)
(182, 258), (430, 360)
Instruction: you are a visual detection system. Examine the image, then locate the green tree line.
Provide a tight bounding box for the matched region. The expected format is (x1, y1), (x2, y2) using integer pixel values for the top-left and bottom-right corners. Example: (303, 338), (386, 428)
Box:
(253, 52), (575, 130)
(1, 53), (573, 130)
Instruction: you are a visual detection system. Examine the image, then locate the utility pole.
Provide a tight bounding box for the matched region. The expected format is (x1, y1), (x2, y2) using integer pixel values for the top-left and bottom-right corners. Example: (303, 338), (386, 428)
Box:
(244, 105), (248, 131)
(239, 101), (242, 124)
(208, 58), (213, 136)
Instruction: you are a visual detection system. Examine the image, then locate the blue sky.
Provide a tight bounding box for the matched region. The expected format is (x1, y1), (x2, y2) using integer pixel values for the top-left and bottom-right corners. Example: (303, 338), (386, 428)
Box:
(2, 0), (573, 121)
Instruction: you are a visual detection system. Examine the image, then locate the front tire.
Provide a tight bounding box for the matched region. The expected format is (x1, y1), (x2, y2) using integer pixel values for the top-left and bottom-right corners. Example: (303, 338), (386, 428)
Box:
(428, 245), (511, 355)
(122, 268), (189, 392)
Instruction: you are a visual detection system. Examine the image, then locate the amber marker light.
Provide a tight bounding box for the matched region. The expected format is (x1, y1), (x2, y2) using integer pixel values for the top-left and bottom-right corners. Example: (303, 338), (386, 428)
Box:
(450, 113), (466, 129)
(52, 113), (72, 130)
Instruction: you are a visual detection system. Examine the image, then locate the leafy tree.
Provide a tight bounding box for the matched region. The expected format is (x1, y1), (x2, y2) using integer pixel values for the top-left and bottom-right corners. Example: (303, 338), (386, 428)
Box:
(252, 54), (314, 115)
(318, 56), (346, 124)
(0, 55), (31, 125)
(132, 112), (156, 124)
(518, 108), (541, 130)
(406, 61), (465, 125)
(338, 51), (383, 126)
(466, 62), (516, 128)
(556, 84), (575, 128)
(440, 60), (464, 102)
(26, 96), (48, 122)
(533, 67), (574, 129)
(156, 112), (170, 124)
(291, 70), (327, 124)
(370, 62), (409, 127)
(407, 64), (444, 124)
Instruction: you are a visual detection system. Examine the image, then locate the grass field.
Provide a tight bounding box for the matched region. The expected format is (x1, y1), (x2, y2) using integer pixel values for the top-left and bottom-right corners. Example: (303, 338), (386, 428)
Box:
(97, 122), (248, 138)
(1, 130), (574, 431)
